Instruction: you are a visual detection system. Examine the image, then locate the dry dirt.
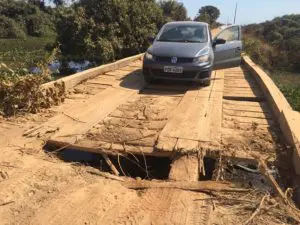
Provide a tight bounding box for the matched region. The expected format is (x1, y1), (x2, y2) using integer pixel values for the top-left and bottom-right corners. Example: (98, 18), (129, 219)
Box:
(0, 61), (299, 225)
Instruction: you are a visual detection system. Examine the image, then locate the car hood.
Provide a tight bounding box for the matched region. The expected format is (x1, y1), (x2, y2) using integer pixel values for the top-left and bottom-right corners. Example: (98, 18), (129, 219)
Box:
(148, 41), (209, 58)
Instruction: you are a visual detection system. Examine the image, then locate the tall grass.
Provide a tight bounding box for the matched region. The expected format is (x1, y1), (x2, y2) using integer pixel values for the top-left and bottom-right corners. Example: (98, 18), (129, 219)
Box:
(271, 71), (300, 112)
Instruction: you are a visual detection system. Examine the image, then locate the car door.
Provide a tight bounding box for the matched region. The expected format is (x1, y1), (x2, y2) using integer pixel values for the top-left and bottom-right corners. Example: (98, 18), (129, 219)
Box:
(213, 25), (242, 69)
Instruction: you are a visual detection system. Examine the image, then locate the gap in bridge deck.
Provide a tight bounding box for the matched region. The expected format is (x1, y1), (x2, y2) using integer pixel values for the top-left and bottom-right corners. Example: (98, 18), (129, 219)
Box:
(44, 145), (172, 180)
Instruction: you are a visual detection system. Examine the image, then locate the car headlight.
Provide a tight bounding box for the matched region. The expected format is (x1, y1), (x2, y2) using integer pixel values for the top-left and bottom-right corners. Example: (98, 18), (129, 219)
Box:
(193, 54), (210, 64)
(145, 52), (154, 61)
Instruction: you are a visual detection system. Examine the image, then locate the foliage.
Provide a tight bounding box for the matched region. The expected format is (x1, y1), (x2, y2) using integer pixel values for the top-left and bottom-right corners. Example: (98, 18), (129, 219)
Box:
(243, 14), (300, 112)
(56, 0), (164, 63)
(270, 71), (300, 112)
(194, 5), (220, 27)
(243, 14), (300, 72)
(0, 37), (56, 69)
(158, 0), (188, 22)
(0, 16), (26, 39)
(243, 35), (278, 71)
(0, 48), (62, 116)
(0, 0), (56, 38)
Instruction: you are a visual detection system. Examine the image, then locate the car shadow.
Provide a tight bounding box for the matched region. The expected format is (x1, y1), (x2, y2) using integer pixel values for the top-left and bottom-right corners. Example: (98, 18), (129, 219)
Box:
(118, 68), (209, 96)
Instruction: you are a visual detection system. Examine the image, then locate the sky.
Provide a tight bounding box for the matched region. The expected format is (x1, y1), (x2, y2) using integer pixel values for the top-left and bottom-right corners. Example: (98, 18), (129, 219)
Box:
(180, 0), (300, 25)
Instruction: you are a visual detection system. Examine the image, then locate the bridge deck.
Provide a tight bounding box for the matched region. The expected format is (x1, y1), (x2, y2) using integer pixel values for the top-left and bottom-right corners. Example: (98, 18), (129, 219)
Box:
(37, 59), (282, 163)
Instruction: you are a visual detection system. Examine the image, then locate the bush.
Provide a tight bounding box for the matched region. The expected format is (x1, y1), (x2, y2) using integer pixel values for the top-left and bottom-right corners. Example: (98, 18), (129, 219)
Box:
(0, 0), (56, 38)
(243, 35), (277, 71)
(0, 16), (26, 39)
(56, 0), (164, 62)
(243, 14), (300, 72)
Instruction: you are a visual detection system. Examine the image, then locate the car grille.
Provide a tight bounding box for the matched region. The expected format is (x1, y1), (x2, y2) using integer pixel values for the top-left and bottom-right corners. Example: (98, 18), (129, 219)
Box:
(155, 56), (194, 63)
(151, 69), (197, 79)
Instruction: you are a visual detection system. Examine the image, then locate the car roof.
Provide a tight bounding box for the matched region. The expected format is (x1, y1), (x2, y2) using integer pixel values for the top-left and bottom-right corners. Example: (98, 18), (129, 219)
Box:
(164, 21), (209, 27)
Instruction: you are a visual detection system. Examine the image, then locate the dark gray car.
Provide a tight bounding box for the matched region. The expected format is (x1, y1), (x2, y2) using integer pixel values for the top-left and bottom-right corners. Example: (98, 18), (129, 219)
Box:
(143, 21), (242, 86)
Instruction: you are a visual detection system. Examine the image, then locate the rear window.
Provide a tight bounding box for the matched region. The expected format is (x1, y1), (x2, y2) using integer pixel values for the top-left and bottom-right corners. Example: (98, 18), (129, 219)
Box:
(157, 24), (208, 43)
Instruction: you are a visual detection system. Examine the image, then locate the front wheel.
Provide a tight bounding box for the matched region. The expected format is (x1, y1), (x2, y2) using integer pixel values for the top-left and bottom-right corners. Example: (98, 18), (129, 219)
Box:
(201, 71), (212, 86)
(202, 79), (211, 86)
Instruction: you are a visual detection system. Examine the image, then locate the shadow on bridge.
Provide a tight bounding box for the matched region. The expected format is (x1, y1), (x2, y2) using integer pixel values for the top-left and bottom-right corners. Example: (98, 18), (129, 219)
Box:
(118, 68), (218, 96)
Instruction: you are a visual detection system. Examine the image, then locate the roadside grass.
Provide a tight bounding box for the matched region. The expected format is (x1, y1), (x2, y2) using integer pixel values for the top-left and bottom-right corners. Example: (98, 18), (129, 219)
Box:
(270, 71), (300, 112)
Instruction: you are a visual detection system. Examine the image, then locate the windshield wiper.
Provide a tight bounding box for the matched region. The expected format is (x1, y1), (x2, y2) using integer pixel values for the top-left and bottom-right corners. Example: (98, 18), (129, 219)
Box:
(183, 40), (202, 43)
(157, 39), (202, 43)
(157, 39), (180, 42)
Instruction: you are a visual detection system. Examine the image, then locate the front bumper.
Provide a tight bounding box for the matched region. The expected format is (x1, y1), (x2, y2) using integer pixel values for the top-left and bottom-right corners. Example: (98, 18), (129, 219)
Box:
(143, 60), (213, 82)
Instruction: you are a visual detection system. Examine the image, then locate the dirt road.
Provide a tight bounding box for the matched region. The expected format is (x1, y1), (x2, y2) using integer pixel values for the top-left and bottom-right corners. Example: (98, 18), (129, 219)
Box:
(0, 59), (297, 224)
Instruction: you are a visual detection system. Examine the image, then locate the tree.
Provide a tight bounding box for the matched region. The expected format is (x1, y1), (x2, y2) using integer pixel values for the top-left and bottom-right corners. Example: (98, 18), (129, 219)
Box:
(27, 0), (46, 10)
(159, 0), (188, 22)
(0, 16), (26, 38)
(0, 0), (56, 38)
(52, 0), (65, 7)
(57, 0), (164, 62)
(195, 5), (220, 26)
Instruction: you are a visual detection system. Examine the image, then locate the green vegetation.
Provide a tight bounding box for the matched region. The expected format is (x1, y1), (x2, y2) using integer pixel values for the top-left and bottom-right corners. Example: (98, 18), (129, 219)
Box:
(243, 14), (300, 72)
(56, 0), (165, 63)
(0, 37), (55, 69)
(243, 14), (300, 111)
(271, 71), (300, 112)
(158, 0), (188, 22)
(0, 0), (56, 38)
(194, 6), (220, 27)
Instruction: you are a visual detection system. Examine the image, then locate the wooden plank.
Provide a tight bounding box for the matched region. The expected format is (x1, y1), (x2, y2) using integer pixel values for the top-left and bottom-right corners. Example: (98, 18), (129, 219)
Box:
(86, 77), (118, 86)
(223, 109), (273, 119)
(156, 136), (177, 151)
(156, 70), (224, 152)
(223, 100), (269, 107)
(105, 69), (135, 77)
(29, 72), (144, 143)
(223, 115), (274, 126)
(169, 155), (199, 181)
(47, 139), (172, 157)
(41, 54), (143, 92)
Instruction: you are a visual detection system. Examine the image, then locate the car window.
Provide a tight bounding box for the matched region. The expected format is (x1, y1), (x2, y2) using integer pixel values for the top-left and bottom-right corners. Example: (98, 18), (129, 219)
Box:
(157, 24), (208, 43)
(216, 26), (240, 42)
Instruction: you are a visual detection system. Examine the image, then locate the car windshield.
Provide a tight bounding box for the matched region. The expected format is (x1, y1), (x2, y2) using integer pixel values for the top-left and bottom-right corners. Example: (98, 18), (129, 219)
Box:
(157, 24), (208, 43)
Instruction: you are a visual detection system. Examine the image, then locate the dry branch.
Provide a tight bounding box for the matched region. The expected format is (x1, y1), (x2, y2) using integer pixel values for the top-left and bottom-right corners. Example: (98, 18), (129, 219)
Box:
(101, 152), (119, 176)
(51, 144), (70, 154)
(243, 194), (269, 225)
(23, 125), (43, 137)
(87, 169), (125, 182)
(118, 153), (126, 176)
(124, 180), (249, 193)
(253, 154), (300, 220)
(62, 112), (86, 123)
(0, 201), (14, 207)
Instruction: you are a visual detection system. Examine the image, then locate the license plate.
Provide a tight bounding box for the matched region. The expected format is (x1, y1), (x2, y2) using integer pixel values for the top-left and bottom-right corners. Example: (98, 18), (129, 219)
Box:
(164, 66), (183, 74)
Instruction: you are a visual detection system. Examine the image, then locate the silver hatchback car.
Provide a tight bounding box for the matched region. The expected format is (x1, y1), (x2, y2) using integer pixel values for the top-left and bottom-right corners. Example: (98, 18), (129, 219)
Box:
(143, 21), (242, 86)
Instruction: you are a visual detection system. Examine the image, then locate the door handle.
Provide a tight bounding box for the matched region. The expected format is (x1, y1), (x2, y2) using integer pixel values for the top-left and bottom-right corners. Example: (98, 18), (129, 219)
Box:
(236, 47), (241, 51)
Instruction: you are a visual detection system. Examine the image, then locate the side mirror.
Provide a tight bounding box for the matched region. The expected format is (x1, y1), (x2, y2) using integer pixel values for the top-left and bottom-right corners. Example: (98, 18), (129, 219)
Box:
(148, 36), (155, 43)
(213, 38), (226, 47)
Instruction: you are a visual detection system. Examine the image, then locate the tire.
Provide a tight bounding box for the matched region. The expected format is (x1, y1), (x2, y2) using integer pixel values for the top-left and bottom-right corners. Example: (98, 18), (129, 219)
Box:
(202, 79), (211, 86)
(201, 71), (212, 86)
